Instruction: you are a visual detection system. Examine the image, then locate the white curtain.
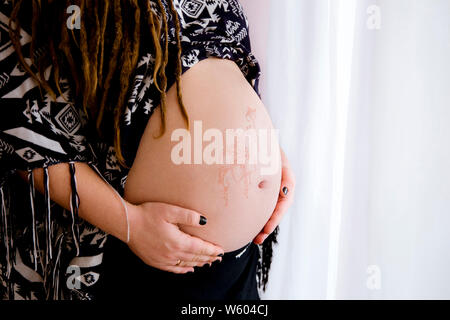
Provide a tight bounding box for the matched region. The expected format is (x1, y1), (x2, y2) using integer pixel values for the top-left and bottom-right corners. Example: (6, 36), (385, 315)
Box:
(242, 0), (450, 299)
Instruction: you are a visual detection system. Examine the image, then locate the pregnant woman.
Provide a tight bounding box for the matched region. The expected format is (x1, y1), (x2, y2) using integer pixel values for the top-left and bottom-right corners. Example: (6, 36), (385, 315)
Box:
(0, 0), (295, 300)
(105, 57), (286, 300)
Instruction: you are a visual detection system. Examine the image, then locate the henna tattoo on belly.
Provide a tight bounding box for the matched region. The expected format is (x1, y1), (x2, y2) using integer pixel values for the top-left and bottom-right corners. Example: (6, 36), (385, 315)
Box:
(218, 106), (259, 206)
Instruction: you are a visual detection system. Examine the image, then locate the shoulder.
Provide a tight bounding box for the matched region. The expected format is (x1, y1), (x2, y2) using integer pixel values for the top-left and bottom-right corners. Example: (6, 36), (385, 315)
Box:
(159, 0), (260, 88)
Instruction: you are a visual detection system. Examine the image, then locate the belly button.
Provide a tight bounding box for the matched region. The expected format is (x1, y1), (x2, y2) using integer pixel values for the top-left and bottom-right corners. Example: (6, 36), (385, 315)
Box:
(258, 180), (268, 189)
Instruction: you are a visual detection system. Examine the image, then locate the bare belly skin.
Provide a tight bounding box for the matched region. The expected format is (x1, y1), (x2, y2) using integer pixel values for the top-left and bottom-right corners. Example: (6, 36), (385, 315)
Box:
(124, 58), (281, 252)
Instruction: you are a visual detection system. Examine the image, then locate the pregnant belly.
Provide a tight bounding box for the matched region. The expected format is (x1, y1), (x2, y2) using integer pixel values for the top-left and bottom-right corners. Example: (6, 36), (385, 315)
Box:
(123, 58), (281, 252)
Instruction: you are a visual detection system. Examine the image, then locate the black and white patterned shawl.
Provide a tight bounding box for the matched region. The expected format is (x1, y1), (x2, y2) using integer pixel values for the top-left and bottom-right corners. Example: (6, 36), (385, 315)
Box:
(0, 0), (270, 300)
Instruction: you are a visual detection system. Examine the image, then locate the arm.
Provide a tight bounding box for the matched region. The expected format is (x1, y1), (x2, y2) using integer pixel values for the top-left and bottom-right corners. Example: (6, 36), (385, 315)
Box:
(19, 163), (130, 243)
(17, 162), (224, 273)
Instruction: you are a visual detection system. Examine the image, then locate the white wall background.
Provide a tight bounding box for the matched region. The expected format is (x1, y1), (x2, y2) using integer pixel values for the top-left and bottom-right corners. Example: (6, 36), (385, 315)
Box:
(241, 0), (450, 299)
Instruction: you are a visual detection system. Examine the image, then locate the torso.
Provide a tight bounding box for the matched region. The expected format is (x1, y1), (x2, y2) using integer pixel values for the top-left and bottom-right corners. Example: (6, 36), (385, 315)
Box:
(124, 58), (281, 252)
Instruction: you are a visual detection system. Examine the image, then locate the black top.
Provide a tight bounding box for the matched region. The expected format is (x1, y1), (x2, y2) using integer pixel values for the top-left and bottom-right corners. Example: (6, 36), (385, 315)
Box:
(0, 0), (262, 300)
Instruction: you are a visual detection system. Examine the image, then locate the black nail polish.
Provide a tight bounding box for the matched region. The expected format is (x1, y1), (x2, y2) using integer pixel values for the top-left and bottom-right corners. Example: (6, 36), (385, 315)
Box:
(199, 216), (207, 225)
(217, 253), (224, 257)
(282, 187), (289, 195)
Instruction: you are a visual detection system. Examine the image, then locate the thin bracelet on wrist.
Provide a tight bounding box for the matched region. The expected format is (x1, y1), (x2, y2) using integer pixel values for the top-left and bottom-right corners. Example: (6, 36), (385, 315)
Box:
(99, 180), (130, 243)
(88, 163), (131, 243)
(115, 193), (130, 243)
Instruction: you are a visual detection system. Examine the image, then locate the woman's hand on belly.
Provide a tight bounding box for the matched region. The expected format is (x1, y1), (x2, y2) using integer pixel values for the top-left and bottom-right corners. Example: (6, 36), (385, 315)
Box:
(127, 201), (224, 273)
(253, 147), (296, 244)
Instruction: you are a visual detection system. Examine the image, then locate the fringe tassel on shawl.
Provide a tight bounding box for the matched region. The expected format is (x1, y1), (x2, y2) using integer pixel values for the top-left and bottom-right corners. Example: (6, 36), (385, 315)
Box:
(27, 170), (40, 271)
(0, 186), (12, 279)
(0, 184), (15, 299)
(69, 162), (81, 256)
(1, 163), (83, 300)
(43, 166), (52, 264)
(51, 233), (64, 300)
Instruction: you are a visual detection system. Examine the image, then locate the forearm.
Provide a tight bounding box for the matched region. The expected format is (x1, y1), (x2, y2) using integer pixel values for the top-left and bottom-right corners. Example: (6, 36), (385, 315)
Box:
(17, 162), (224, 273)
(17, 162), (130, 243)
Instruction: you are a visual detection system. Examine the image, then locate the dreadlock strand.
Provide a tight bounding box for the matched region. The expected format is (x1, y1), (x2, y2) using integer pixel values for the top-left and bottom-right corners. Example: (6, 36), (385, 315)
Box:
(154, 0), (170, 138)
(96, 0), (123, 131)
(59, 1), (82, 107)
(79, 0), (93, 112)
(113, 3), (134, 166)
(48, 40), (65, 101)
(87, 0), (101, 98)
(113, 0), (141, 166)
(145, 0), (163, 93)
(98, 0), (110, 88)
(168, 0), (189, 131)
(9, 0), (55, 101)
(129, 0), (141, 68)
(29, 0), (40, 68)
(69, 0), (81, 49)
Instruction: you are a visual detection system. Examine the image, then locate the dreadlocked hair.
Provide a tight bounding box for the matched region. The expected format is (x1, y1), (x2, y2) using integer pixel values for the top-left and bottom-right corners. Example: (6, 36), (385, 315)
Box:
(256, 225), (279, 292)
(8, 0), (190, 167)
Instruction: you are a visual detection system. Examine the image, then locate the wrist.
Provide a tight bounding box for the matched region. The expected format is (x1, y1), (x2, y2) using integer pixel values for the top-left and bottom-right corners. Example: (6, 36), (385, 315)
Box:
(124, 201), (141, 246)
(108, 198), (135, 244)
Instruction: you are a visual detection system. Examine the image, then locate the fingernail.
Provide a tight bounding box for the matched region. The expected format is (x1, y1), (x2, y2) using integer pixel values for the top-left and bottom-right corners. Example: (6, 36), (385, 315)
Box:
(282, 187), (289, 195)
(217, 253), (224, 257)
(199, 216), (207, 225)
